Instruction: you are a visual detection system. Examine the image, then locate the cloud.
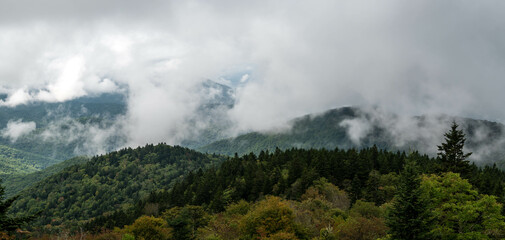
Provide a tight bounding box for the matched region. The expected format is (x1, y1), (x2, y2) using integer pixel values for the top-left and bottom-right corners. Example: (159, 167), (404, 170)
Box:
(339, 118), (372, 145)
(1, 0), (505, 150)
(1, 119), (36, 142)
(239, 74), (249, 83)
(335, 106), (505, 164)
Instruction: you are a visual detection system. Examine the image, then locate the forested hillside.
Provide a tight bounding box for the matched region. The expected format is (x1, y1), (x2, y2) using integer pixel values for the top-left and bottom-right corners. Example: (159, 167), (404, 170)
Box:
(82, 145), (505, 239)
(200, 107), (505, 167)
(3, 123), (505, 239)
(9, 144), (225, 230)
(0, 145), (59, 177)
(2, 156), (89, 198)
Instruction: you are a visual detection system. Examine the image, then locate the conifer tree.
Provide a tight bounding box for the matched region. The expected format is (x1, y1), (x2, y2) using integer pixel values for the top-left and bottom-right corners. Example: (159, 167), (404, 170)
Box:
(437, 121), (472, 175)
(0, 179), (35, 233)
(386, 159), (431, 240)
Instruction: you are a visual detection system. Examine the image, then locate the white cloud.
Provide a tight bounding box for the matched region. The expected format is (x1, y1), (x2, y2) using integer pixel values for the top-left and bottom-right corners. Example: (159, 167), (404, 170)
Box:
(1, 119), (36, 142)
(0, 89), (33, 107)
(339, 118), (372, 145)
(239, 74), (249, 83)
(1, 0), (505, 150)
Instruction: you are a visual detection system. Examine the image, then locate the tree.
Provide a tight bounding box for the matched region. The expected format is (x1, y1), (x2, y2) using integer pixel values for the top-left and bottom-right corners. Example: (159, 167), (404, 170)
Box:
(163, 205), (209, 240)
(437, 121), (472, 175)
(124, 216), (171, 240)
(386, 159), (432, 240)
(0, 179), (35, 233)
(240, 196), (306, 239)
(421, 172), (505, 239)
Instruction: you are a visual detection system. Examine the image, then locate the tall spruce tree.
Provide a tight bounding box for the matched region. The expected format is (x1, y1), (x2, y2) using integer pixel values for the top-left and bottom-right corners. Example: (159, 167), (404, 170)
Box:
(437, 121), (472, 176)
(387, 159), (432, 240)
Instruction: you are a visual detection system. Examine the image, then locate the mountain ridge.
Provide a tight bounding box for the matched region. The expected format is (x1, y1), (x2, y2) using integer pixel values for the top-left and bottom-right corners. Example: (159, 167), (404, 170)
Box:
(199, 107), (505, 167)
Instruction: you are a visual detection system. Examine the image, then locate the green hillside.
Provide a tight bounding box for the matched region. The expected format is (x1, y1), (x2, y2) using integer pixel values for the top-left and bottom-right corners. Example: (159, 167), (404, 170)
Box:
(2, 156), (89, 198)
(84, 146), (505, 239)
(199, 107), (394, 156)
(9, 143), (225, 229)
(0, 145), (60, 177)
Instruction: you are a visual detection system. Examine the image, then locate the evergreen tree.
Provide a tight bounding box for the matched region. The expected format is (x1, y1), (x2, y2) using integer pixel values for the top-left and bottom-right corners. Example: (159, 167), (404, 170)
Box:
(387, 159), (432, 240)
(437, 121), (472, 175)
(0, 179), (35, 233)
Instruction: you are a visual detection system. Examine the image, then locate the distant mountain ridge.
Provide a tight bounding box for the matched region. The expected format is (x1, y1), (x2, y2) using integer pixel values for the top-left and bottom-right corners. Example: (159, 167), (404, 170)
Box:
(0, 92), (128, 162)
(0, 80), (234, 176)
(0, 145), (60, 177)
(3, 156), (89, 198)
(199, 107), (505, 167)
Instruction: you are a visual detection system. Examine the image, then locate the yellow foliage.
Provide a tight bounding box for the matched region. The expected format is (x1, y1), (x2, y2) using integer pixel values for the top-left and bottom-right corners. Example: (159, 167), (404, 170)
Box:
(124, 216), (171, 240)
(240, 196), (298, 239)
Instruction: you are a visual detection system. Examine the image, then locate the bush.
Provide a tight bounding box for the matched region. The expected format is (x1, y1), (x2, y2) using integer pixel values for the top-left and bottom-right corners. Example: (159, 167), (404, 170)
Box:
(124, 216), (171, 240)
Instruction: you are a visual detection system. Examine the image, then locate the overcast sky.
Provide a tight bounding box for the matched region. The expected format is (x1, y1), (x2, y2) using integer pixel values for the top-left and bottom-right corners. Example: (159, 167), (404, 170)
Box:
(1, 0), (505, 145)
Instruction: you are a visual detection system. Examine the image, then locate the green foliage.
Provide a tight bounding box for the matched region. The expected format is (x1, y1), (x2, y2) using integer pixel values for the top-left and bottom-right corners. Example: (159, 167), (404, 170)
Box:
(199, 108), (505, 170)
(240, 196), (303, 239)
(386, 159), (432, 240)
(335, 215), (387, 240)
(3, 156), (88, 198)
(199, 107), (390, 156)
(163, 205), (209, 240)
(121, 233), (135, 240)
(224, 200), (251, 216)
(0, 179), (36, 233)
(300, 178), (350, 211)
(9, 144), (225, 230)
(349, 200), (383, 219)
(124, 216), (171, 240)
(421, 172), (505, 239)
(0, 145), (59, 177)
(437, 121), (472, 176)
(142, 147), (415, 217)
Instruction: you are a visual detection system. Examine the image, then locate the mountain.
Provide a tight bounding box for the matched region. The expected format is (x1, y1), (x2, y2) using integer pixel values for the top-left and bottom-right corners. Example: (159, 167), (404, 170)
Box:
(199, 107), (505, 167)
(0, 92), (127, 161)
(9, 143), (225, 229)
(0, 81), (234, 165)
(0, 92), (126, 129)
(2, 156), (89, 198)
(0, 81), (237, 200)
(0, 145), (59, 177)
(179, 80), (235, 149)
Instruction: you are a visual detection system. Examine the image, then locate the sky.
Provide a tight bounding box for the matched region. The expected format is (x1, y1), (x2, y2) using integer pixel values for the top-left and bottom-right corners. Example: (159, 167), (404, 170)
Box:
(1, 0), (505, 148)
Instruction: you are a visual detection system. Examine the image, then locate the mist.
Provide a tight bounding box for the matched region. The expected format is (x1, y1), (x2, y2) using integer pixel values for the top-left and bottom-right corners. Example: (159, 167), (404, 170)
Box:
(1, 119), (36, 142)
(1, 0), (505, 154)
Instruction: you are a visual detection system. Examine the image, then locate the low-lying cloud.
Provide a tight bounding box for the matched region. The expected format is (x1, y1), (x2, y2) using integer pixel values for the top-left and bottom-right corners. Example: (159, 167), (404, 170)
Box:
(1, 119), (36, 142)
(1, 0), (505, 153)
(337, 107), (505, 163)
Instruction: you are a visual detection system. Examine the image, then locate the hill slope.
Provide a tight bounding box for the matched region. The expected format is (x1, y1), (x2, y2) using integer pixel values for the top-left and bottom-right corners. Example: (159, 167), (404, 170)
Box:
(2, 156), (89, 198)
(0, 93), (127, 161)
(9, 144), (225, 229)
(199, 107), (505, 166)
(199, 107), (393, 156)
(0, 145), (60, 177)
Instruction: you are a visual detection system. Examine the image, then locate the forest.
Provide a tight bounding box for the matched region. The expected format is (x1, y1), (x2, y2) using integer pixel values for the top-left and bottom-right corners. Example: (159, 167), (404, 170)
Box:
(2, 122), (505, 239)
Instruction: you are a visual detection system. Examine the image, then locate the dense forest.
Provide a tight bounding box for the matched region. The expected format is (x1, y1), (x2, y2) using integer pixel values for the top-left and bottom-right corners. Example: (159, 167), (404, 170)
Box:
(2, 122), (505, 239)
(3, 156), (89, 198)
(0, 145), (60, 177)
(7, 144), (225, 230)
